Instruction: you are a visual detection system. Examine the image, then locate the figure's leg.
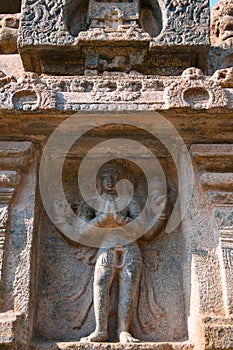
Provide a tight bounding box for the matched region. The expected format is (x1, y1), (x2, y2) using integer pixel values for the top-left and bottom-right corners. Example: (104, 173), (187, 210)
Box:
(118, 257), (142, 343)
(81, 264), (115, 342)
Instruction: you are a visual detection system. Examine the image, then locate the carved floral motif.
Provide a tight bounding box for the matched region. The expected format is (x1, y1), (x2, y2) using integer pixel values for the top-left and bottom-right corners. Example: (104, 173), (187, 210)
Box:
(18, 0), (210, 48)
(155, 0), (209, 45)
(0, 71), (231, 111)
(18, 0), (73, 47)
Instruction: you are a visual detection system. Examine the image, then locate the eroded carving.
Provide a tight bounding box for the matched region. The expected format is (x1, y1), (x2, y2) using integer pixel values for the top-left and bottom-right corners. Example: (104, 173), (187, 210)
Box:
(0, 13), (20, 54)
(0, 172), (20, 279)
(191, 144), (233, 321)
(65, 0), (89, 36)
(207, 0), (233, 75)
(211, 0), (233, 48)
(164, 68), (228, 109)
(85, 0), (162, 37)
(154, 0), (209, 46)
(19, 0), (73, 48)
(211, 68), (233, 88)
(1, 71), (230, 112)
(0, 73), (56, 111)
(0, 145), (32, 285)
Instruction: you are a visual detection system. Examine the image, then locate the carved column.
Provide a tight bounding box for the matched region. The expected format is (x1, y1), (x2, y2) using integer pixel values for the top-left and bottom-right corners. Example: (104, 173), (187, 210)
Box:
(219, 229), (233, 316)
(200, 172), (233, 316)
(0, 171), (20, 280)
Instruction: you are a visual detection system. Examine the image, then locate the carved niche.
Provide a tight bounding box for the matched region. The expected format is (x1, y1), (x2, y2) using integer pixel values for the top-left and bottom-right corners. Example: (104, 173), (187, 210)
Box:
(34, 135), (188, 344)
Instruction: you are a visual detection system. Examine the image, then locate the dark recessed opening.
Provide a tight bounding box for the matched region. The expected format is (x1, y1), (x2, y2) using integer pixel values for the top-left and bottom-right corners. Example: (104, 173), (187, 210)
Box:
(65, 0), (89, 37)
(0, 0), (22, 14)
(139, 0), (162, 38)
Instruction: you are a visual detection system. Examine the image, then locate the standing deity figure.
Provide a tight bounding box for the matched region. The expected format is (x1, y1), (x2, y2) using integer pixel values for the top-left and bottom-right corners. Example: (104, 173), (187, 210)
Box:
(53, 161), (166, 343)
(79, 162), (142, 343)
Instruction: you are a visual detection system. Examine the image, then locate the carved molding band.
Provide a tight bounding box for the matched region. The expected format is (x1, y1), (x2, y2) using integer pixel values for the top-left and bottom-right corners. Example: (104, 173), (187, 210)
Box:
(0, 69), (230, 112)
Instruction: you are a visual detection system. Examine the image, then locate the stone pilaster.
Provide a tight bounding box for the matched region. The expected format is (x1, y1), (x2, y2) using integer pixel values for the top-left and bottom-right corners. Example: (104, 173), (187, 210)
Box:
(0, 142), (37, 348)
(191, 145), (233, 349)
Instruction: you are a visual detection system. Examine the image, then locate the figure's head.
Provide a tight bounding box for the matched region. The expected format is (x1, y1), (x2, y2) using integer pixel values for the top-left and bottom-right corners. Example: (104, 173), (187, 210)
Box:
(211, 0), (233, 46)
(98, 162), (124, 194)
(80, 201), (94, 220)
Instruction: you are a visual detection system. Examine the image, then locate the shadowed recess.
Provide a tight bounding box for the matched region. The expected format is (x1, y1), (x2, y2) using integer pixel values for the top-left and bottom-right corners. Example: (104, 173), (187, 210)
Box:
(0, 0), (21, 14)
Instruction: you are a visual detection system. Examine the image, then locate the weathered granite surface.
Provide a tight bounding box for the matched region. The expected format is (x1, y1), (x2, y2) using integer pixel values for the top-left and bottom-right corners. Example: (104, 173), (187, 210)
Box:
(0, 142), (38, 348)
(0, 1), (232, 350)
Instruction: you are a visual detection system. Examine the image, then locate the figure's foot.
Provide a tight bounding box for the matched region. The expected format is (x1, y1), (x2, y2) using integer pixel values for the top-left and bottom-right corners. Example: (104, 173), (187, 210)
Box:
(80, 330), (108, 342)
(118, 331), (140, 343)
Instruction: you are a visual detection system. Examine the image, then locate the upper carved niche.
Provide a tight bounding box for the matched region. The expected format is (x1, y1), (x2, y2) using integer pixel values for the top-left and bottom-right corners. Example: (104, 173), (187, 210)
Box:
(65, 0), (89, 37)
(18, 0), (210, 75)
(65, 0), (162, 38)
(139, 0), (163, 38)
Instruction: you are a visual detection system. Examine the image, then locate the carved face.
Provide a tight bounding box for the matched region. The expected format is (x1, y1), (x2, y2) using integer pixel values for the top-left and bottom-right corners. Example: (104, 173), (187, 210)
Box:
(211, 0), (233, 46)
(101, 170), (121, 193)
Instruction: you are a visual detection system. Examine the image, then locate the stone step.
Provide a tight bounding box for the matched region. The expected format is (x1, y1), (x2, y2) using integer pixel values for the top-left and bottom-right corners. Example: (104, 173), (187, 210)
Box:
(30, 342), (194, 350)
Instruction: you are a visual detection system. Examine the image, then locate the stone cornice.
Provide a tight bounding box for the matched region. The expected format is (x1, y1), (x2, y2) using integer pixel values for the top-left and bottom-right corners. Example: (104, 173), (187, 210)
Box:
(0, 68), (232, 113)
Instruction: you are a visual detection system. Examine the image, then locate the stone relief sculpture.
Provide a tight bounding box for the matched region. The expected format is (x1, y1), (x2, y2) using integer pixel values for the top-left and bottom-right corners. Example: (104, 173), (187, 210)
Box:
(86, 0), (162, 37)
(79, 162), (142, 343)
(207, 0), (233, 74)
(211, 0), (233, 47)
(54, 160), (167, 343)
